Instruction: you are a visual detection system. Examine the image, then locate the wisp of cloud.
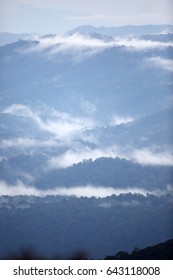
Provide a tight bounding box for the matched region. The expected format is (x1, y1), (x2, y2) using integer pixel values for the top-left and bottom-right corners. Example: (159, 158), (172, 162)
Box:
(0, 180), (166, 198)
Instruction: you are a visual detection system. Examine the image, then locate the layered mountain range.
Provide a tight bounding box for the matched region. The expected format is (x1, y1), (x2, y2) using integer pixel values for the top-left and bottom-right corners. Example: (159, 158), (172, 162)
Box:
(0, 24), (173, 259)
(0, 25), (173, 195)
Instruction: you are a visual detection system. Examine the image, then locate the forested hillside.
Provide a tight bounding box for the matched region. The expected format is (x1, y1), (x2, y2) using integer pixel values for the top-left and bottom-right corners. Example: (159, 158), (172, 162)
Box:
(0, 194), (172, 259)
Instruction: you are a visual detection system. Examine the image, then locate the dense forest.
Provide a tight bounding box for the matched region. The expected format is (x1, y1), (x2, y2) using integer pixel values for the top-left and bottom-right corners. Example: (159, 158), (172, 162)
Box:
(36, 157), (173, 189)
(0, 194), (172, 259)
(0, 156), (172, 190)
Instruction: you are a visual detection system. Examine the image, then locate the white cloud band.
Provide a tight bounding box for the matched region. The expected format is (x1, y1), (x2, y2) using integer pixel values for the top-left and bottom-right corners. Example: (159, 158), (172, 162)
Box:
(147, 56), (173, 72)
(0, 180), (166, 198)
(23, 33), (173, 58)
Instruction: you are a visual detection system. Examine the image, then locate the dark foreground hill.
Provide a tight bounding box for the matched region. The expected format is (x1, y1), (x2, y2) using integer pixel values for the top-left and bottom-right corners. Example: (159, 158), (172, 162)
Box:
(105, 238), (173, 260)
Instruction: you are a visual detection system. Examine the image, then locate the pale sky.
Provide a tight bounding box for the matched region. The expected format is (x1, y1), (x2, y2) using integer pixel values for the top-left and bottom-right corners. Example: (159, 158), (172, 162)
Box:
(0, 0), (173, 34)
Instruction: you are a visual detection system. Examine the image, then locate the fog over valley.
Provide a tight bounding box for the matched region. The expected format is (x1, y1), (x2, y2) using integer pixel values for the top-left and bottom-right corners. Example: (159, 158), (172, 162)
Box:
(0, 22), (173, 259)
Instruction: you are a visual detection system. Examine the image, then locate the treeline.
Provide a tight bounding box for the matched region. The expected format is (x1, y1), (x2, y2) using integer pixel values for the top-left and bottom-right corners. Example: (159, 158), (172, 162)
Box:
(36, 157), (173, 189)
(0, 193), (172, 259)
(1, 156), (172, 189)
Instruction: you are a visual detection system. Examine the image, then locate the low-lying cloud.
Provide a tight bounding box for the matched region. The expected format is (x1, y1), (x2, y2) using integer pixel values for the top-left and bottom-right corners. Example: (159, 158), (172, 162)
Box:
(32, 33), (112, 50)
(110, 114), (134, 126)
(48, 144), (173, 169)
(49, 146), (173, 168)
(49, 146), (121, 168)
(147, 56), (173, 72)
(2, 103), (95, 139)
(0, 137), (64, 149)
(1, 105), (173, 168)
(114, 37), (173, 50)
(0, 180), (166, 198)
(22, 33), (173, 60)
(1, 104), (138, 149)
(130, 148), (173, 166)
(24, 33), (111, 61)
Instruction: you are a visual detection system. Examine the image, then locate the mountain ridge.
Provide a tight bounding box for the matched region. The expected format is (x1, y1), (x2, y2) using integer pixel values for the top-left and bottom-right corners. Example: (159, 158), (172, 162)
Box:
(67, 24), (173, 36)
